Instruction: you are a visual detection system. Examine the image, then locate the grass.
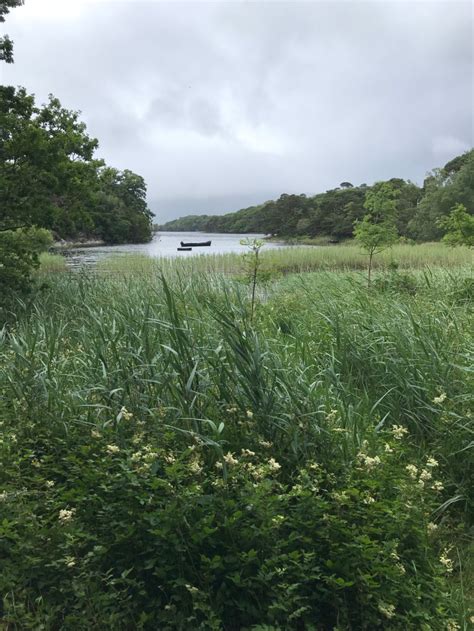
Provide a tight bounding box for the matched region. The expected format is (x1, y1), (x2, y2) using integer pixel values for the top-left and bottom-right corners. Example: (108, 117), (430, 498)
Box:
(93, 242), (473, 276)
(38, 252), (68, 273)
(2, 254), (473, 628)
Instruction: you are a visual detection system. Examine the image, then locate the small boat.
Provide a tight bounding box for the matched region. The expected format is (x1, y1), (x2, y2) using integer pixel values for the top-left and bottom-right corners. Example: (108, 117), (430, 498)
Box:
(177, 247), (192, 251)
(180, 240), (211, 247)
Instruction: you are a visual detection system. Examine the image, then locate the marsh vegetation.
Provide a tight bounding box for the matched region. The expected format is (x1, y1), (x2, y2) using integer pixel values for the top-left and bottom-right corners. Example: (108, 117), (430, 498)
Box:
(1, 251), (472, 629)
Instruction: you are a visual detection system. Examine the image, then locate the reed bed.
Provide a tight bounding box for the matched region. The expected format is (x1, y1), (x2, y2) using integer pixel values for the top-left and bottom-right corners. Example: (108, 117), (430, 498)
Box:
(1, 265), (472, 628)
(38, 252), (68, 273)
(92, 242), (473, 277)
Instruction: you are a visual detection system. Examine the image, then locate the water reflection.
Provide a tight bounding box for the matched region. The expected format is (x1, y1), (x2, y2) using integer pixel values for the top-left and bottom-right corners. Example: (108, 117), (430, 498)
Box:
(60, 232), (286, 269)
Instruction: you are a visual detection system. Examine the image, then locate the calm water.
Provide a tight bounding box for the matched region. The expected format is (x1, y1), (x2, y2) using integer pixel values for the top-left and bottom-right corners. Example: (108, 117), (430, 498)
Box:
(61, 232), (288, 268)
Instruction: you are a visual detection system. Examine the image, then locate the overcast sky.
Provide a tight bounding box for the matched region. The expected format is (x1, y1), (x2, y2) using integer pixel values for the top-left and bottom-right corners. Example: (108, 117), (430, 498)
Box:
(1, 0), (473, 221)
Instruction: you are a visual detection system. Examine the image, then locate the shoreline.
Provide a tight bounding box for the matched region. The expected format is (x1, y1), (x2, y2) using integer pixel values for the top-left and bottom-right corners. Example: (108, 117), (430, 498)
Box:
(52, 239), (106, 250)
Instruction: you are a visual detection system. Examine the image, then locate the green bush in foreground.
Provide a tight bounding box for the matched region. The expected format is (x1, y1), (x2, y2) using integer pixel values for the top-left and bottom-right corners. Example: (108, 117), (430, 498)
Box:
(0, 227), (53, 315)
(0, 415), (459, 629)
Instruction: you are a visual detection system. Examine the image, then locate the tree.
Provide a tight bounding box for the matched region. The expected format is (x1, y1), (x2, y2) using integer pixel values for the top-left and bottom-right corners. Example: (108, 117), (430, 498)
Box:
(93, 168), (153, 243)
(436, 203), (474, 247)
(0, 87), (101, 235)
(1, 87), (153, 243)
(340, 182), (353, 188)
(0, 0), (23, 63)
(408, 150), (474, 241)
(354, 183), (399, 287)
(443, 153), (471, 177)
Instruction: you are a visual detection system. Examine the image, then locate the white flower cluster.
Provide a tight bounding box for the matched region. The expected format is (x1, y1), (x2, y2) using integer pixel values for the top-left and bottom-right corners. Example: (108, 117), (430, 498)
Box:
(189, 459), (203, 475)
(378, 603), (395, 619)
(391, 424), (408, 440)
(119, 406), (133, 420)
(241, 449), (256, 457)
(439, 549), (454, 573)
(267, 458), (281, 472)
(223, 452), (238, 466)
(131, 445), (159, 472)
(357, 453), (381, 469)
(58, 508), (76, 524)
(406, 462), (443, 490)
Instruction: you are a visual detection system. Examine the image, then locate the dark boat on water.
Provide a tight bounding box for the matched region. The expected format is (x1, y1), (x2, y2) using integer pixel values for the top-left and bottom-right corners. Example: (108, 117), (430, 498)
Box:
(180, 240), (211, 247)
(177, 247), (192, 251)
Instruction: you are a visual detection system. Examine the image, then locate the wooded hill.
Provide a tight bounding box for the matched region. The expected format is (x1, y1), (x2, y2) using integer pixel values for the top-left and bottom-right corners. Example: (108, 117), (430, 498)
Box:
(159, 150), (474, 241)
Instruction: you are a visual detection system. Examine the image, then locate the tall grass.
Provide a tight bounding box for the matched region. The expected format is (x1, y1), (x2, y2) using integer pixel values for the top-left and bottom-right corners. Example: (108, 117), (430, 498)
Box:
(93, 242), (473, 277)
(4, 267), (472, 492)
(38, 252), (68, 273)
(1, 265), (472, 627)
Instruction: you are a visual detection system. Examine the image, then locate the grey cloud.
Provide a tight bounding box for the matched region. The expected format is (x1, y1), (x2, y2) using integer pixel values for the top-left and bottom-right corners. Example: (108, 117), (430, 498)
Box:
(2, 0), (472, 219)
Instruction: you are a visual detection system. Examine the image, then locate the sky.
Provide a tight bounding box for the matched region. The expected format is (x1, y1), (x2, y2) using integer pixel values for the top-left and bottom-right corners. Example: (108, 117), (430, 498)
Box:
(1, 0), (473, 222)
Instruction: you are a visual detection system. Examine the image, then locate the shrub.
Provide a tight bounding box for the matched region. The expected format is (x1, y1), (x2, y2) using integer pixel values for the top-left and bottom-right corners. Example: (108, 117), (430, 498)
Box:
(0, 227), (53, 312)
(0, 415), (457, 629)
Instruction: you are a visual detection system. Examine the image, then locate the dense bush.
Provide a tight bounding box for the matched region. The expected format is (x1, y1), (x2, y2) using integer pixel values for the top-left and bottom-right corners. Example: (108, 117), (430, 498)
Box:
(0, 419), (457, 629)
(0, 227), (53, 315)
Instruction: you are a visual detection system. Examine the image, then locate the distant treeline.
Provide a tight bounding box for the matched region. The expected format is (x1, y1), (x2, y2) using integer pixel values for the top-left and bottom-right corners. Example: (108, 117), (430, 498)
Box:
(159, 150), (474, 241)
(1, 86), (153, 244)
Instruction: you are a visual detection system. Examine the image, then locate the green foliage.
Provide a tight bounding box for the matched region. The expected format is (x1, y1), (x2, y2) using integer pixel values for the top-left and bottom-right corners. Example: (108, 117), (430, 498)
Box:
(0, 268), (472, 628)
(354, 183), (399, 286)
(0, 84), (147, 302)
(373, 263), (419, 295)
(437, 203), (474, 247)
(159, 152), (474, 245)
(354, 216), (398, 254)
(0, 86), (153, 243)
(159, 181), (418, 242)
(0, 227), (53, 313)
(408, 150), (474, 241)
(92, 168), (153, 243)
(0, 0), (23, 63)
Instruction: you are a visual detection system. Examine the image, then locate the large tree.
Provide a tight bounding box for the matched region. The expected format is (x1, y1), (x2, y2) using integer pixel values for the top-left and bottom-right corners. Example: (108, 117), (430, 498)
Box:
(1, 87), (153, 242)
(0, 87), (100, 235)
(0, 0), (23, 63)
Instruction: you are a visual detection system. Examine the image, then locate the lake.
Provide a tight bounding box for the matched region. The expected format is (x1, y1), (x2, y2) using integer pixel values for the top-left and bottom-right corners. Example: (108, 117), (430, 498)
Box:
(61, 232), (289, 268)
